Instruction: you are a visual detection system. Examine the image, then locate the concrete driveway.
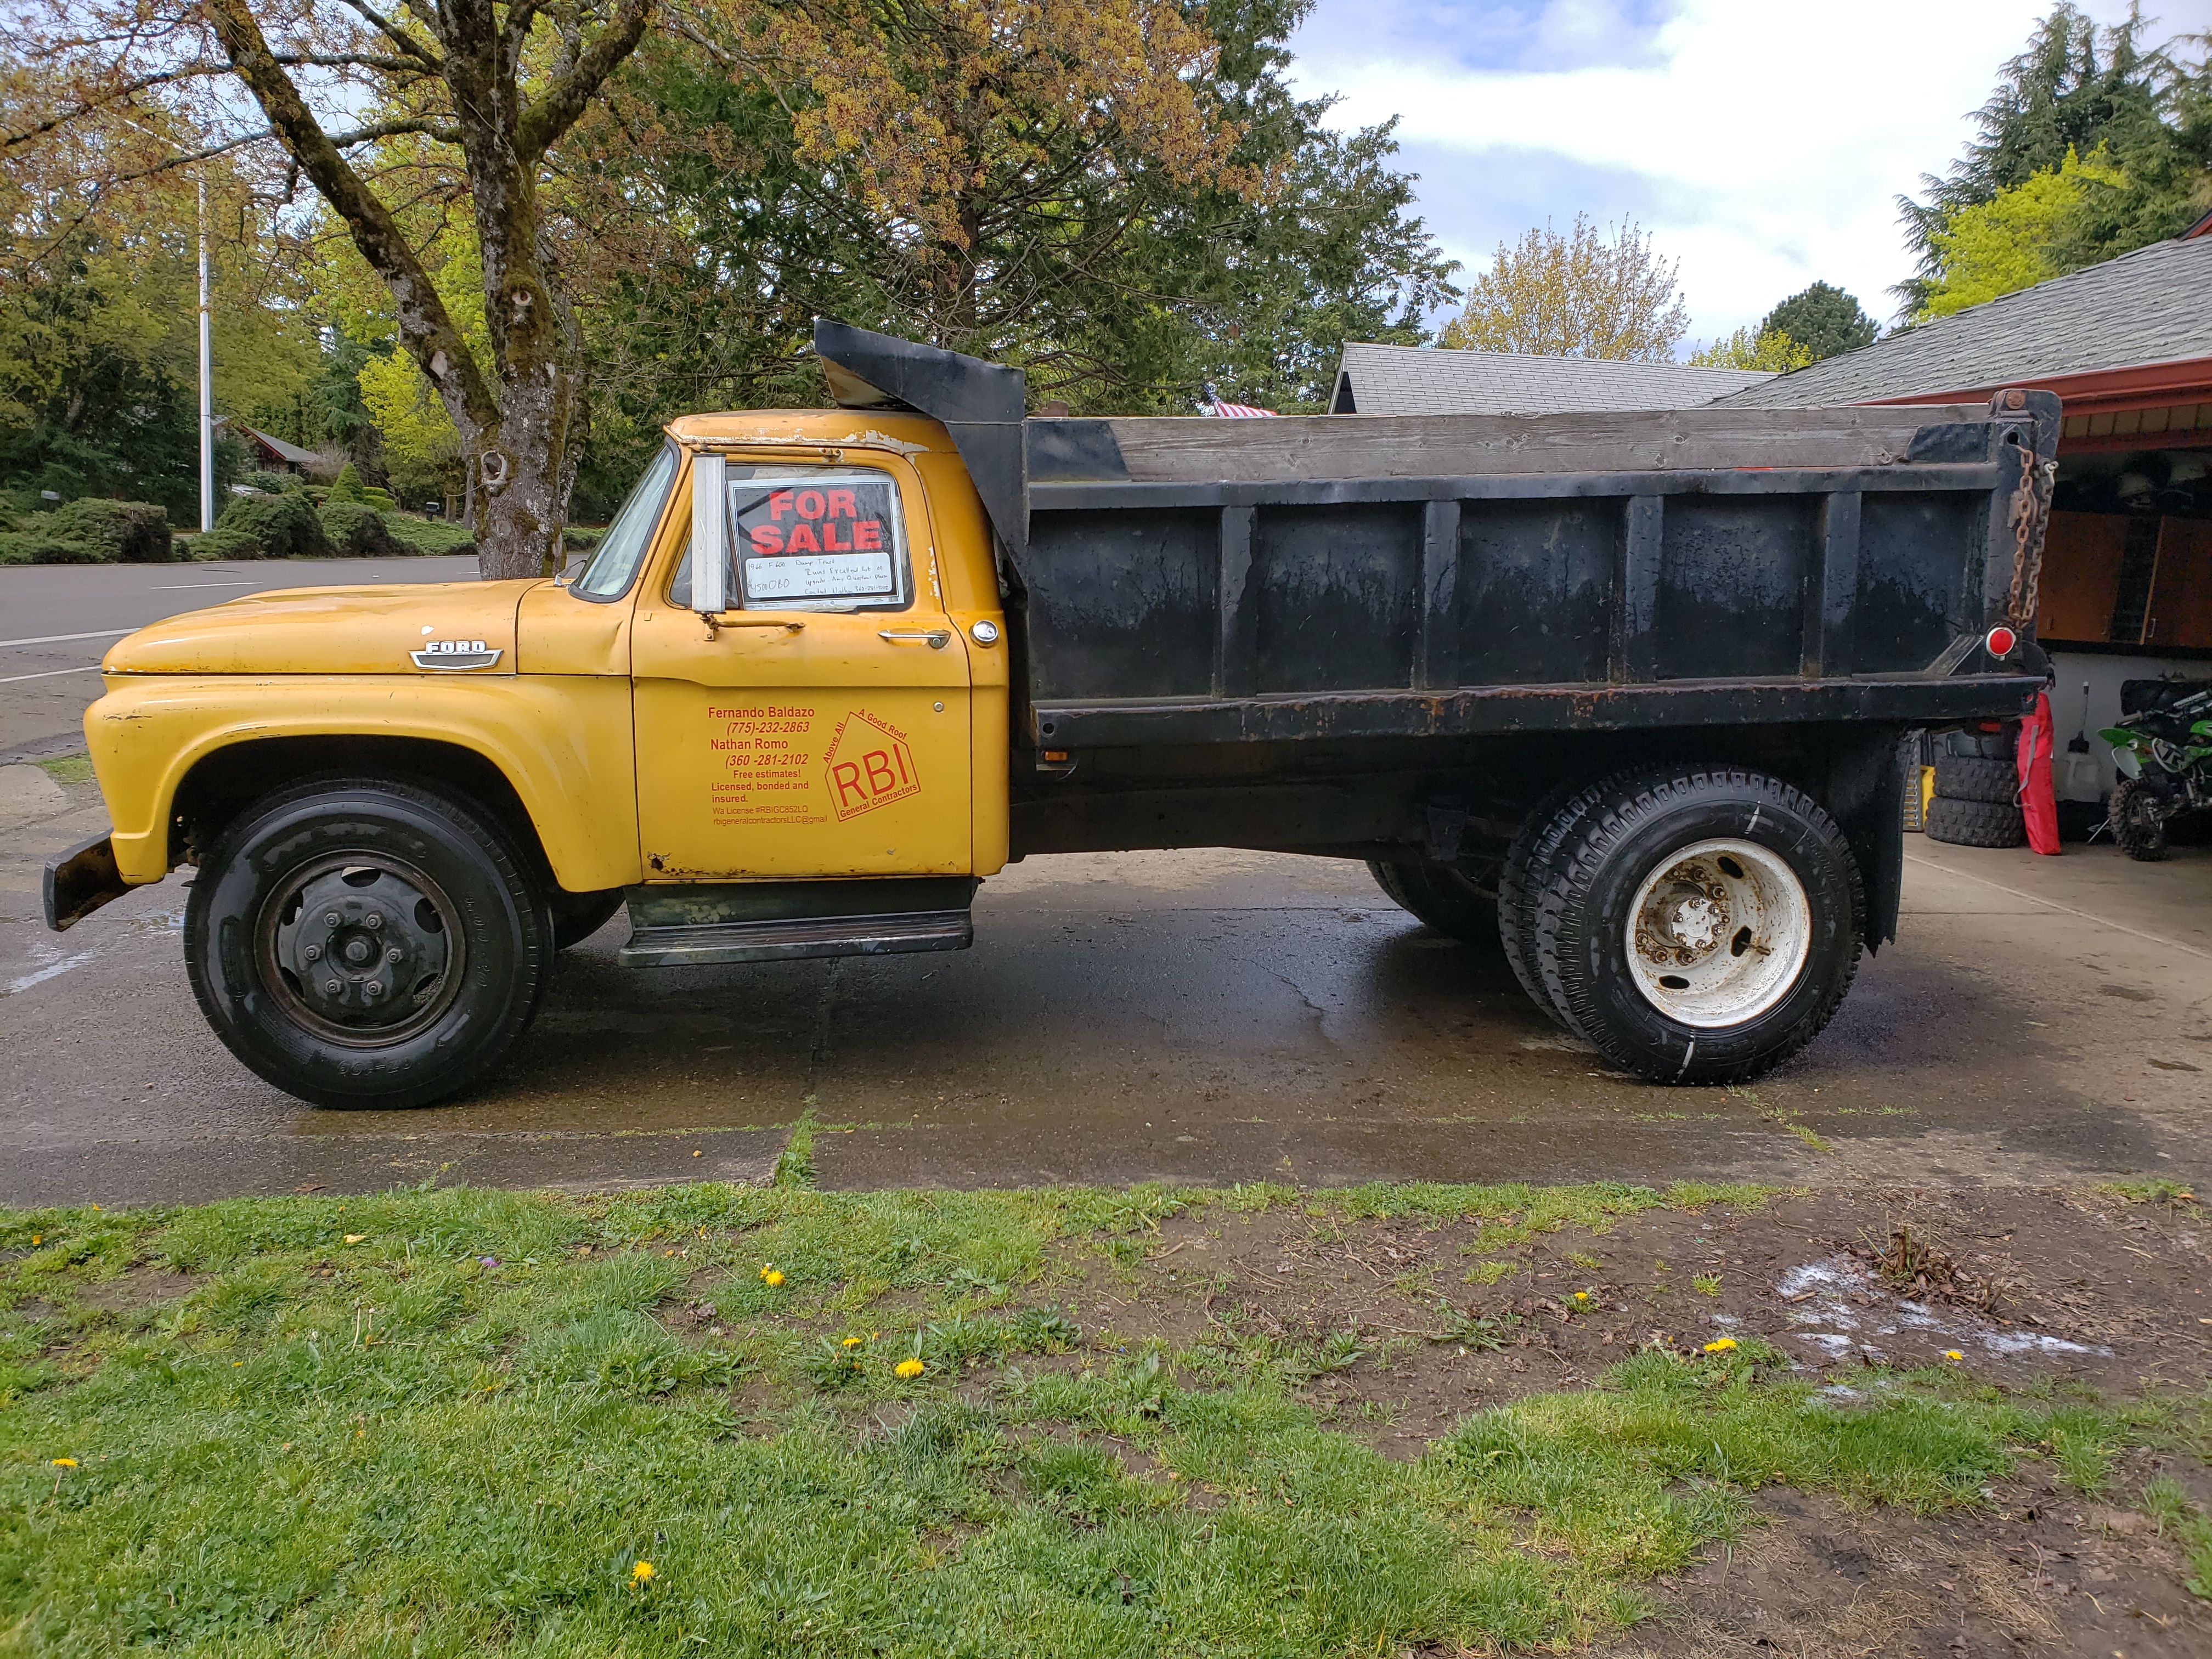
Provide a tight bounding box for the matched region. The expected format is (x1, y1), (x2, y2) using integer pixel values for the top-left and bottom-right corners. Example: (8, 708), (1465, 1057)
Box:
(3, 737), (2207, 1206)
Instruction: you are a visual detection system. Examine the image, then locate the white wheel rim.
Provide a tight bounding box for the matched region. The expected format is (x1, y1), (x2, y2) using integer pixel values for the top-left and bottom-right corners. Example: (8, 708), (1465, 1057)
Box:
(1623, 838), (1811, 1028)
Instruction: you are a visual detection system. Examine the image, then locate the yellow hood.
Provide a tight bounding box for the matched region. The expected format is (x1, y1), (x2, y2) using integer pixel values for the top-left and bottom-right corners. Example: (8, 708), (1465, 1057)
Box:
(103, 580), (539, 676)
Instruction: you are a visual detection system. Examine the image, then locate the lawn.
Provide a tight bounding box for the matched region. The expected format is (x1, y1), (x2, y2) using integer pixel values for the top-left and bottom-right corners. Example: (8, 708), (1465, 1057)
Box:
(2, 1180), (2204, 1656)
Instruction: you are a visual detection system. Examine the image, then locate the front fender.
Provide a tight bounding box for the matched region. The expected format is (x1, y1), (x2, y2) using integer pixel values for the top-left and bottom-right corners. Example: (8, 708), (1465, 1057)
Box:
(84, 673), (640, 891)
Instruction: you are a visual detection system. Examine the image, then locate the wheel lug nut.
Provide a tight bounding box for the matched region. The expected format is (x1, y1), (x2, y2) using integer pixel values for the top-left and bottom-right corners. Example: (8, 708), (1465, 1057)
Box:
(304, 944), (321, 961)
(324, 912), (342, 928)
(324, 980), (342, 996)
(365, 981), (383, 997)
(385, 947), (402, 963)
(365, 913), (383, 930)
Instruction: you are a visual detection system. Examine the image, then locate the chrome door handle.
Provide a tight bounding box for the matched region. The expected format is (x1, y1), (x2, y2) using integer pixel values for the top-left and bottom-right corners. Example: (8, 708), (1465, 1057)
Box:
(879, 629), (951, 649)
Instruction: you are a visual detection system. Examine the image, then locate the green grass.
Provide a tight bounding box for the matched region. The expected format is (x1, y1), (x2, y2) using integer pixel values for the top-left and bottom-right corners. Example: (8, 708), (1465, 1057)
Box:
(0, 1182), (2202, 1656)
(32, 754), (92, 785)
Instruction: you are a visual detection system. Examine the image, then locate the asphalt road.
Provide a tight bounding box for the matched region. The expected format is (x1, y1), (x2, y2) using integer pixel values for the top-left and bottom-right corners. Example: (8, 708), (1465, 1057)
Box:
(0, 555), (479, 762)
(3, 733), (2208, 1206)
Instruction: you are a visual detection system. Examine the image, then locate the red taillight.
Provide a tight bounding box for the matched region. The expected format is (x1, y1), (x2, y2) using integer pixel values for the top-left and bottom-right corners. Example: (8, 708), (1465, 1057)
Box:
(1984, 625), (2017, 658)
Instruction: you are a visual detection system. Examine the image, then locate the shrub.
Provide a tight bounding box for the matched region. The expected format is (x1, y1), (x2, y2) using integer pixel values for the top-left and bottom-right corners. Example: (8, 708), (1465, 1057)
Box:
(360, 486), (396, 512)
(215, 490), (329, 559)
(0, 531), (90, 565)
(383, 515), (477, 556)
(184, 526), (268, 561)
(319, 500), (398, 557)
(326, 462), (365, 503)
(46, 498), (175, 563)
(236, 469), (302, 495)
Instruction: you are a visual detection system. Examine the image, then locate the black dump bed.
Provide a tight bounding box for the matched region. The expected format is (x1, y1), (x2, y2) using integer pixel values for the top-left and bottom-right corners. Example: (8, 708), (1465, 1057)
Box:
(813, 323), (2056, 755)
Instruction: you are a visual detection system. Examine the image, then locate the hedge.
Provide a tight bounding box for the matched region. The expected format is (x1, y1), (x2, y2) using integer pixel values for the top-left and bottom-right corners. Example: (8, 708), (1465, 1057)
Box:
(212, 490), (330, 559)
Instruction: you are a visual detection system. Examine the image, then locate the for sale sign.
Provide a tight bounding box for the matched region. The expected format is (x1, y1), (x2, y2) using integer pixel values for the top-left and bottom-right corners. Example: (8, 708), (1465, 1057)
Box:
(733, 476), (899, 603)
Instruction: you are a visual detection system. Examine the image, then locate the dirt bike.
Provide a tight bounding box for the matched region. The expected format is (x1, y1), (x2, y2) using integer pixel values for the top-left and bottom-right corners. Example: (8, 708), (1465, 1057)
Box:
(2102, 678), (2212, 861)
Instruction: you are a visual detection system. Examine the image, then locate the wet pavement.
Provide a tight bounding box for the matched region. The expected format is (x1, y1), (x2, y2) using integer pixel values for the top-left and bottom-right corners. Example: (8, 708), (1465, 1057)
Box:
(3, 749), (2209, 1207)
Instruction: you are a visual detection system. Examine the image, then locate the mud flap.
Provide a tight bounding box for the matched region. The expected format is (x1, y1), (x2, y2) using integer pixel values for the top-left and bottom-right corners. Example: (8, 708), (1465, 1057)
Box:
(42, 832), (129, 932)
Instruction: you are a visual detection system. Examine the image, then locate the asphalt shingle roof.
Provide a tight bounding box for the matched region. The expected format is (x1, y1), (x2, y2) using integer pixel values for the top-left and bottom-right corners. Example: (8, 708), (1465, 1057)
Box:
(1717, 233), (2212, 408)
(1330, 342), (1773, 416)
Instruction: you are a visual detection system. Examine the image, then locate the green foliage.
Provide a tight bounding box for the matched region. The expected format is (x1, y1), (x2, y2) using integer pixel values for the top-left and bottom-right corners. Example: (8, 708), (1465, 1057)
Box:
(182, 526), (267, 562)
(317, 499), (398, 558)
(1899, 5), (2212, 315)
(1919, 147), (2126, 318)
(325, 461), (364, 503)
(1440, 215), (1687, 361)
(380, 515), (476, 556)
(1685, 327), (1814, 373)
(46, 497), (175, 562)
(1758, 283), (1880, 361)
(213, 490), (330, 560)
(235, 469), (303, 495)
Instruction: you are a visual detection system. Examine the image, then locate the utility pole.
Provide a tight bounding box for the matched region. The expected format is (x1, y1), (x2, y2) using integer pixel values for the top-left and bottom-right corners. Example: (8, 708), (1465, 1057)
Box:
(198, 174), (213, 533)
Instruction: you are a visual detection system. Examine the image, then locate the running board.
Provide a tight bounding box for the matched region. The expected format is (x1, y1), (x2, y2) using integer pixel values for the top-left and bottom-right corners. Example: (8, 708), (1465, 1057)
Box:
(618, 878), (977, 968)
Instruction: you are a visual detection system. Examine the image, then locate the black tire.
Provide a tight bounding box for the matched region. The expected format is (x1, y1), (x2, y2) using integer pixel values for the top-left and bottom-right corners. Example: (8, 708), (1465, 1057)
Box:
(2109, 776), (2170, 861)
(1931, 755), (2018, 806)
(1923, 795), (2027, 848)
(1368, 856), (1498, 945)
(550, 888), (628, 950)
(1531, 766), (1864, 1085)
(1944, 725), (2015, 760)
(183, 778), (553, 1109)
(1498, 779), (1605, 1029)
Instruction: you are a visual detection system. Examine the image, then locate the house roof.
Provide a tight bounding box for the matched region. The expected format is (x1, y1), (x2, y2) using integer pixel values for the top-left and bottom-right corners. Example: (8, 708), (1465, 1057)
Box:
(231, 422), (319, 466)
(1328, 342), (1774, 416)
(1717, 232), (2212, 409)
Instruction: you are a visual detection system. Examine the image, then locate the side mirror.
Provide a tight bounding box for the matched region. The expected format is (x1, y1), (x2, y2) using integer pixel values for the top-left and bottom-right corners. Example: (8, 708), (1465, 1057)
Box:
(691, 452), (728, 616)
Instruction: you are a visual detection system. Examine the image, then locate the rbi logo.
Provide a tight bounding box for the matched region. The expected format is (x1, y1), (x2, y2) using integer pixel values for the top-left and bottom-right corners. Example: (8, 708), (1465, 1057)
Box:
(824, 710), (921, 820)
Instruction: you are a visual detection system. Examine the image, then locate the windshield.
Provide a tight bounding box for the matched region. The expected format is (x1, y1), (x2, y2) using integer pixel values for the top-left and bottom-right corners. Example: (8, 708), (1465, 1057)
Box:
(571, 444), (678, 600)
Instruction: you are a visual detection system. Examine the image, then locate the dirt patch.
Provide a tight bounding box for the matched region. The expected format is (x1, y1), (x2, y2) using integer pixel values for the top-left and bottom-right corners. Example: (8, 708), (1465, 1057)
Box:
(1045, 1187), (2211, 1448)
(77, 1265), (202, 1313)
(1598, 1459), (2212, 1658)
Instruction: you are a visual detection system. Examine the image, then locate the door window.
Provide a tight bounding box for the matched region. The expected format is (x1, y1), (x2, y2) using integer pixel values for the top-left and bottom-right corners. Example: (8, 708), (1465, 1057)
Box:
(669, 467), (912, 613)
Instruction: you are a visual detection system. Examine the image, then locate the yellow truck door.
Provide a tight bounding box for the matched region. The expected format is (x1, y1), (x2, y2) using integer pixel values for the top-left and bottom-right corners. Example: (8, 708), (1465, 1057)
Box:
(631, 453), (973, 880)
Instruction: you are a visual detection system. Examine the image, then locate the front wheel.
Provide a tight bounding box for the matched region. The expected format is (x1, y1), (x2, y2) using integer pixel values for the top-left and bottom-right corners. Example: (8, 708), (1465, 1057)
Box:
(183, 779), (553, 1109)
(1531, 767), (1863, 1085)
(2109, 776), (2170, 861)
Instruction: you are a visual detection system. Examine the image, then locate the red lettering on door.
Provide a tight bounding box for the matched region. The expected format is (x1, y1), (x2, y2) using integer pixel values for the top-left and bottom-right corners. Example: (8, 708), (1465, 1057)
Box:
(830, 760), (866, 810)
(854, 521), (882, 550)
(827, 489), (857, 518)
(748, 524), (783, 553)
(821, 521), (850, 552)
(795, 489), (825, 520)
(769, 490), (794, 522)
(786, 523), (820, 552)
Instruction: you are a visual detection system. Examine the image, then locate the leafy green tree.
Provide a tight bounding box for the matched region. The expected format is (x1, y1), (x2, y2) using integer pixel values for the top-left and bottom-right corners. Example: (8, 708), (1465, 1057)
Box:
(1918, 147), (2125, 317)
(1685, 328), (1812, 373)
(1898, 4), (2211, 315)
(1439, 215), (1688, 362)
(1758, 283), (1878, 362)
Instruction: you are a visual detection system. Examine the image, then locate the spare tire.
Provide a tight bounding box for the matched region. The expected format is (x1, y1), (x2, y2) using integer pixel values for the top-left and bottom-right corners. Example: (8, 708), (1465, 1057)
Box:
(1932, 755), (2018, 805)
(1923, 795), (2027, 848)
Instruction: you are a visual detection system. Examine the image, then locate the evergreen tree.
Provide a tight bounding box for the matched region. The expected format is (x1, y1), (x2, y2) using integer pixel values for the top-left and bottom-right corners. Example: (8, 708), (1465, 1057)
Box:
(1758, 283), (1878, 362)
(1897, 4), (2211, 316)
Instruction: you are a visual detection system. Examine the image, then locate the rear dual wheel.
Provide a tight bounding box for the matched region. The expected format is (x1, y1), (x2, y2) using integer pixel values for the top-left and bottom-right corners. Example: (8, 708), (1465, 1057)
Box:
(1367, 856), (1496, 943)
(1510, 767), (1864, 1084)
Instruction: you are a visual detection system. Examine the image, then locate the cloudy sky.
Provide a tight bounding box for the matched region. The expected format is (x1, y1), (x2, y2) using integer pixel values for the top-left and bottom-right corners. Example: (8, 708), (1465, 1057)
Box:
(1284, 0), (2200, 351)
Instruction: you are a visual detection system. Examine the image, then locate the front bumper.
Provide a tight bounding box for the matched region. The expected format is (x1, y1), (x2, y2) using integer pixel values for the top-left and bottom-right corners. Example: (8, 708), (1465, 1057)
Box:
(44, 832), (130, 932)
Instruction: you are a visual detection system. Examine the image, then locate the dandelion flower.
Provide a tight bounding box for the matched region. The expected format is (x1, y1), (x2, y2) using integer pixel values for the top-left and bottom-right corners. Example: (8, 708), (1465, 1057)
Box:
(49, 1458), (76, 1468)
(29, 1235), (39, 1246)
(1702, 1337), (1737, 1353)
(896, 1357), (926, 1379)
(842, 1336), (863, 1348)
(760, 1267), (785, 1287)
(630, 1560), (655, 1585)
(1943, 1350), (1964, 1362)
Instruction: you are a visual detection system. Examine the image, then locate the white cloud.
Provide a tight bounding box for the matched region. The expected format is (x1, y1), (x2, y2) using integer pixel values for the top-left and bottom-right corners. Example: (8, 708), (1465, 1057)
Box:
(1289, 0), (2169, 342)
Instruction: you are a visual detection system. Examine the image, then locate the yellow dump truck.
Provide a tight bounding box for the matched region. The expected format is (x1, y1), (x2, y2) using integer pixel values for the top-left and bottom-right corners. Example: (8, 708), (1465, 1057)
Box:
(46, 324), (2056, 1107)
